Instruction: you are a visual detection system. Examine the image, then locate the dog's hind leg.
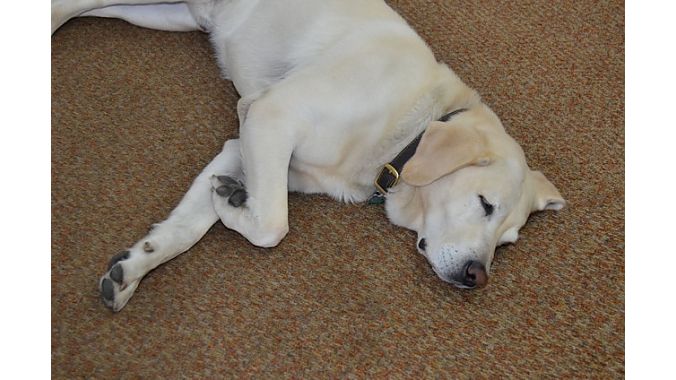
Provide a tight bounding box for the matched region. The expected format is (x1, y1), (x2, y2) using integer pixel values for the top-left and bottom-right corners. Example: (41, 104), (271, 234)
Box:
(52, 0), (185, 34)
(99, 139), (243, 312)
(80, 3), (203, 32)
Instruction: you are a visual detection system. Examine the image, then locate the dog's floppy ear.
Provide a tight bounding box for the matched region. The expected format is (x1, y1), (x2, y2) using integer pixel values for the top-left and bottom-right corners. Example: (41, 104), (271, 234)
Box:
(528, 170), (566, 211)
(401, 121), (492, 186)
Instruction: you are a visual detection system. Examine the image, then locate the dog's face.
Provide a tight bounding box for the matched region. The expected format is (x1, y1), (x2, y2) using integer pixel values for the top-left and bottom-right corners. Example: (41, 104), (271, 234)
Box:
(386, 104), (565, 288)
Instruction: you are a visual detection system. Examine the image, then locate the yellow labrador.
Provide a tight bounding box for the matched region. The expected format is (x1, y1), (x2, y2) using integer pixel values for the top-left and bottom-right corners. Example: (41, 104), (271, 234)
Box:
(52, 0), (565, 312)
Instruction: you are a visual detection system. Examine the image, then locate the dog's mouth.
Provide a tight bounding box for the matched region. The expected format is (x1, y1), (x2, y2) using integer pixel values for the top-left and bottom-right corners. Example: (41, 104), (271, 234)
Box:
(417, 238), (427, 252)
(431, 266), (478, 289)
(419, 238), (489, 289)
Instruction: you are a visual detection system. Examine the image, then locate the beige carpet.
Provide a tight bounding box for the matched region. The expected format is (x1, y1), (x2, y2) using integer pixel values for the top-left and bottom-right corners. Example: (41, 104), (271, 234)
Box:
(52, 1), (624, 377)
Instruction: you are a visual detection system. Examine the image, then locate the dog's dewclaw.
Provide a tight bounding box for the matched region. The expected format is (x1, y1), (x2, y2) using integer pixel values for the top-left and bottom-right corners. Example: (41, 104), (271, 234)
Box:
(143, 241), (154, 253)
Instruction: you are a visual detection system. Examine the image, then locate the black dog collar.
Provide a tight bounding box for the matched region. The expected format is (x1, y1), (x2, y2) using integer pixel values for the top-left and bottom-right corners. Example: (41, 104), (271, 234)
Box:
(372, 108), (467, 196)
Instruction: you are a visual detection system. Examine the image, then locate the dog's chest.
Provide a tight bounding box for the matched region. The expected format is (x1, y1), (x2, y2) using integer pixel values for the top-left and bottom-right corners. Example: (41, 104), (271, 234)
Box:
(287, 154), (377, 204)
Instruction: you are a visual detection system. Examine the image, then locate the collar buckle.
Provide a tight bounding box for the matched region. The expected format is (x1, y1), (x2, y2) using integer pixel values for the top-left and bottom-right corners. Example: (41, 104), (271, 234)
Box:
(375, 163), (401, 194)
(371, 108), (468, 197)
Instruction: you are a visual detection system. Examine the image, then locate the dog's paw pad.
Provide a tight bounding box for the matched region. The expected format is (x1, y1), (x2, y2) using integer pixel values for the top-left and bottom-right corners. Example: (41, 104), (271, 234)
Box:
(211, 175), (247, 207)
(216, 175), (240, 186)
(215, 185), (235, 197)
(99, 250), (140, 312)
(107, 250), (129, 270)
(228, 189), (248, 207)
(101, 278), (115, 302)
(109, 263), (124, 284)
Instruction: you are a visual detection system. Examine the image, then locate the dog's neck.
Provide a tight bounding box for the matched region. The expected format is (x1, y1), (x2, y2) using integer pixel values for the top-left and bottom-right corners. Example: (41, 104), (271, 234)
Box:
(373, 108), (468, 195)
(350, 63), (480, 202)
(384, 181), (424, 231)
(372, 64), (481, 194)
(385, 64), (479, 159)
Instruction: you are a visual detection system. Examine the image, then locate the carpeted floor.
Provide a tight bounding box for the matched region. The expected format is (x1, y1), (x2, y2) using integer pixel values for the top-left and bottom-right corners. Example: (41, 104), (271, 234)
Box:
(51, 1), (624, 377)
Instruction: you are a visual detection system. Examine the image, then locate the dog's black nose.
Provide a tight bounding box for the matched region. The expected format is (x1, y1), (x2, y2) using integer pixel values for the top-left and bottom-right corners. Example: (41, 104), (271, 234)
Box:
(461, 261), (488, 288)
(418, 238), (426, 251)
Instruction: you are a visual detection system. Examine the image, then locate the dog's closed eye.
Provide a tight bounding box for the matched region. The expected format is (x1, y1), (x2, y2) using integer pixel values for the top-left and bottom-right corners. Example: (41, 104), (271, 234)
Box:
(479, 195), (494, 216)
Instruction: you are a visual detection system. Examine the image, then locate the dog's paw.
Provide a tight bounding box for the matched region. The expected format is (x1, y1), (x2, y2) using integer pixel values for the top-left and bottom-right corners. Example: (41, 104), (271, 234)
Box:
(211, 175), (247, 207)
(99, 250), (142, 312)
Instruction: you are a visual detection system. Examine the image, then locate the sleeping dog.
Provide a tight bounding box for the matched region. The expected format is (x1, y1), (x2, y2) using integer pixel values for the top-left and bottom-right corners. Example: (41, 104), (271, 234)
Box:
(52, 0), (565, 312)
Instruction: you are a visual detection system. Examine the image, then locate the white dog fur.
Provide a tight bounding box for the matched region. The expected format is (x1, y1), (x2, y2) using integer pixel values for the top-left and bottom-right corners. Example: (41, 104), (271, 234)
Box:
(52, 0), (565, 312)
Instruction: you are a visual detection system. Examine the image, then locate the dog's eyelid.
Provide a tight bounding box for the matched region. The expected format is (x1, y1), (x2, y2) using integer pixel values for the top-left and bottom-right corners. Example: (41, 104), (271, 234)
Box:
(478, 194), (495, 216)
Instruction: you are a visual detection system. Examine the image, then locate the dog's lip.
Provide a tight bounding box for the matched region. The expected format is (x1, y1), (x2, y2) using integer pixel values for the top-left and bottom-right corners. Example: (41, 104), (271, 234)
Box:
(430, 266), (478, 289)
(417, 238), (427, 251)
(445, 278), (477, 290)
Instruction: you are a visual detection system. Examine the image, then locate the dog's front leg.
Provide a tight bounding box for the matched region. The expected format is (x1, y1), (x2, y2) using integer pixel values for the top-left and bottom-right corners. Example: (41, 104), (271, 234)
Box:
(99, 139), (243, 312)
(211, 101), (295, 248)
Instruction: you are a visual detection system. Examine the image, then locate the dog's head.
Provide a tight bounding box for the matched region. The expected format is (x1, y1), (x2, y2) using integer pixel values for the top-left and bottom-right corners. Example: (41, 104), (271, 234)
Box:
(385, 104), (565, 288)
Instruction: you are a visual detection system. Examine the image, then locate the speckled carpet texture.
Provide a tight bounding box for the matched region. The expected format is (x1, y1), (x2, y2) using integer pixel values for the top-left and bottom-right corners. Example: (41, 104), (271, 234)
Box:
(51, 1), (624, 377)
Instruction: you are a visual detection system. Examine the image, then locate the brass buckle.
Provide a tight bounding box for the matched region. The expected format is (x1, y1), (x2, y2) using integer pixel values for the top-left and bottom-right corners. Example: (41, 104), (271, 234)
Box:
(374, 163), (400, 194)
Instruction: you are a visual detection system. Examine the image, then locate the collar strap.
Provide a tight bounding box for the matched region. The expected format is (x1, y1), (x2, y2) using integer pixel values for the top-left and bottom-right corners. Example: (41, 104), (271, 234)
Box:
(373, 108), (467, 194)
(437, 108), (468, 122)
